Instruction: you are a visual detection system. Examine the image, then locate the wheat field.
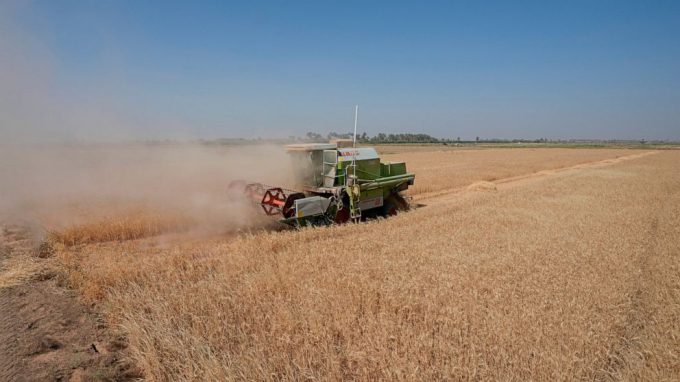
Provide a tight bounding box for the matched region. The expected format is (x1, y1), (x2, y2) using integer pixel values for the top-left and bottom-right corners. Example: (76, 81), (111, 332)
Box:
(381, 148), (639, 196)
(36, 147), (680, 381)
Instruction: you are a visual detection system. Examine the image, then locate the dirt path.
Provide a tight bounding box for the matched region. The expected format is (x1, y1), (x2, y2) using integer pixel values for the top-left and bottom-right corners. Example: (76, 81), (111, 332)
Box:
(416, 151), (658, 205)
(0, 225), (139, 382)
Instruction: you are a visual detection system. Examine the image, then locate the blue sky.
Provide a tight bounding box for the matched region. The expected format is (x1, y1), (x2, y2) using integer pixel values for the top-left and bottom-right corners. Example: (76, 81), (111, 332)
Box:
(1, 1), (679, 141)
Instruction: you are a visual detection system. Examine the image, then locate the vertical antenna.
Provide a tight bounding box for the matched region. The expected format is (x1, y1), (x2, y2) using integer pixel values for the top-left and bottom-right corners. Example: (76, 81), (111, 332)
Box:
(353, 105), (359, 148)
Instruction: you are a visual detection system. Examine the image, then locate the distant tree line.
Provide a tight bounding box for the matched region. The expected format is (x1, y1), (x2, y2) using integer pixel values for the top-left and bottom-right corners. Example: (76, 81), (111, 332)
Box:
(189, 134), (678, 147)
(303, 131), (440, 143)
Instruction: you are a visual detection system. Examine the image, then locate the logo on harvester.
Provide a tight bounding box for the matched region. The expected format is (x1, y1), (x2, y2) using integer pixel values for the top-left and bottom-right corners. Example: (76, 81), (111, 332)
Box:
(340, 151), (358, 157)
(359, 197), (383, 209)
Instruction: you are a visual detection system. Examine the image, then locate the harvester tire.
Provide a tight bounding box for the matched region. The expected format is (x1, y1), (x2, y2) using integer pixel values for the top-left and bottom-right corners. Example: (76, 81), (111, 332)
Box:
(334, 205), (351, 224)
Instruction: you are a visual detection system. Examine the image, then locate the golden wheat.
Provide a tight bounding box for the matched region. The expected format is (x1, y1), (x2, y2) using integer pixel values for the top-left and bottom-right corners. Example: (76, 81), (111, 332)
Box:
(47, 210), (194, 246)
(46, 149), (680, 381)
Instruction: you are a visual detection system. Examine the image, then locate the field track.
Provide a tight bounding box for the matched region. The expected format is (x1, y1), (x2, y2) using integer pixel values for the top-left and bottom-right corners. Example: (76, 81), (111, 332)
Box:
(0, 228), (137, 381)
(417, 151), (658, 204)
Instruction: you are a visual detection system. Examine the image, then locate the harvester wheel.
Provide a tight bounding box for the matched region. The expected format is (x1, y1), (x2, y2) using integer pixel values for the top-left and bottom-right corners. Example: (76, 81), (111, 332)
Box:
(334, 205), (351, 224)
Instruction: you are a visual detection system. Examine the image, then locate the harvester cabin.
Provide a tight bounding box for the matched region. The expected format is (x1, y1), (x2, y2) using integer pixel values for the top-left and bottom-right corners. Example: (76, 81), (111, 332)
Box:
(284, 142), (409, 190)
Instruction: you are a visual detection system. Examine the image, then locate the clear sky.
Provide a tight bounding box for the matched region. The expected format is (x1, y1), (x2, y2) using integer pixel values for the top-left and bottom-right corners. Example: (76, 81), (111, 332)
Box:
(1, 1), (679, 142)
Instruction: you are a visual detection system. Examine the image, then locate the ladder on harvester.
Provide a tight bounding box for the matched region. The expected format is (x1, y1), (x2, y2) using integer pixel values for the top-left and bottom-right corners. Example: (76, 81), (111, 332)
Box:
(346, 159), (362, 222)
(348, 183), (361, 221)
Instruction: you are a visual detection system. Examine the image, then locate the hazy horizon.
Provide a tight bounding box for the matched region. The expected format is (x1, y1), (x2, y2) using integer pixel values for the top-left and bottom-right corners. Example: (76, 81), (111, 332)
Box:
(1, 1), (679, 143)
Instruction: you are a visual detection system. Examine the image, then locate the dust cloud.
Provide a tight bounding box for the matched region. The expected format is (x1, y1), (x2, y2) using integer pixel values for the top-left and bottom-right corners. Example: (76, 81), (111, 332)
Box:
(0, 143), (295, 238)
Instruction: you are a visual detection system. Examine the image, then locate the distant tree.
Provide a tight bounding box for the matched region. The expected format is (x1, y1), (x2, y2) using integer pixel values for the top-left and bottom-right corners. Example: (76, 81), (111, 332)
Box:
(476, 136), (480, 142)
(360, 132), (368, 142)
(306, 132), (324, 142)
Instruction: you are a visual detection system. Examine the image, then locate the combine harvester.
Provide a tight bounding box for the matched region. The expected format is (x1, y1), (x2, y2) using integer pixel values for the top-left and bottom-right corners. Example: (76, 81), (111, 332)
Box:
(228, 139), (415, 227)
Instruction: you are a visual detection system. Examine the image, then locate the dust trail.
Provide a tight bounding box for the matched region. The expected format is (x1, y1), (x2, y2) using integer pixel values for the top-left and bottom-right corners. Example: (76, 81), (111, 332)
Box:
(0, 144), (294, 240)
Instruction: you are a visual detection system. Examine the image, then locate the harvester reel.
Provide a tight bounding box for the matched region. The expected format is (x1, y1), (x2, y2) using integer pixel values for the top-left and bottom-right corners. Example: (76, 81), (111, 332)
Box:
(243, 183), (264, 201)
(260, 187), (286, 216)
(229, 180), (307, 220)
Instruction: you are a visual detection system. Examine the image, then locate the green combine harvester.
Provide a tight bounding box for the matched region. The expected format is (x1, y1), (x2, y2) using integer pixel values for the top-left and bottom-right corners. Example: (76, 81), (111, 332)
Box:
(228, 139), (415, 227)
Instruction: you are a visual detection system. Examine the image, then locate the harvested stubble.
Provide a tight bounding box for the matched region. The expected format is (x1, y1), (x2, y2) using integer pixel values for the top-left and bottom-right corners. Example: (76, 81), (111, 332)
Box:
(382, 148), (637, 196)
(50, 151), (680, 381)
